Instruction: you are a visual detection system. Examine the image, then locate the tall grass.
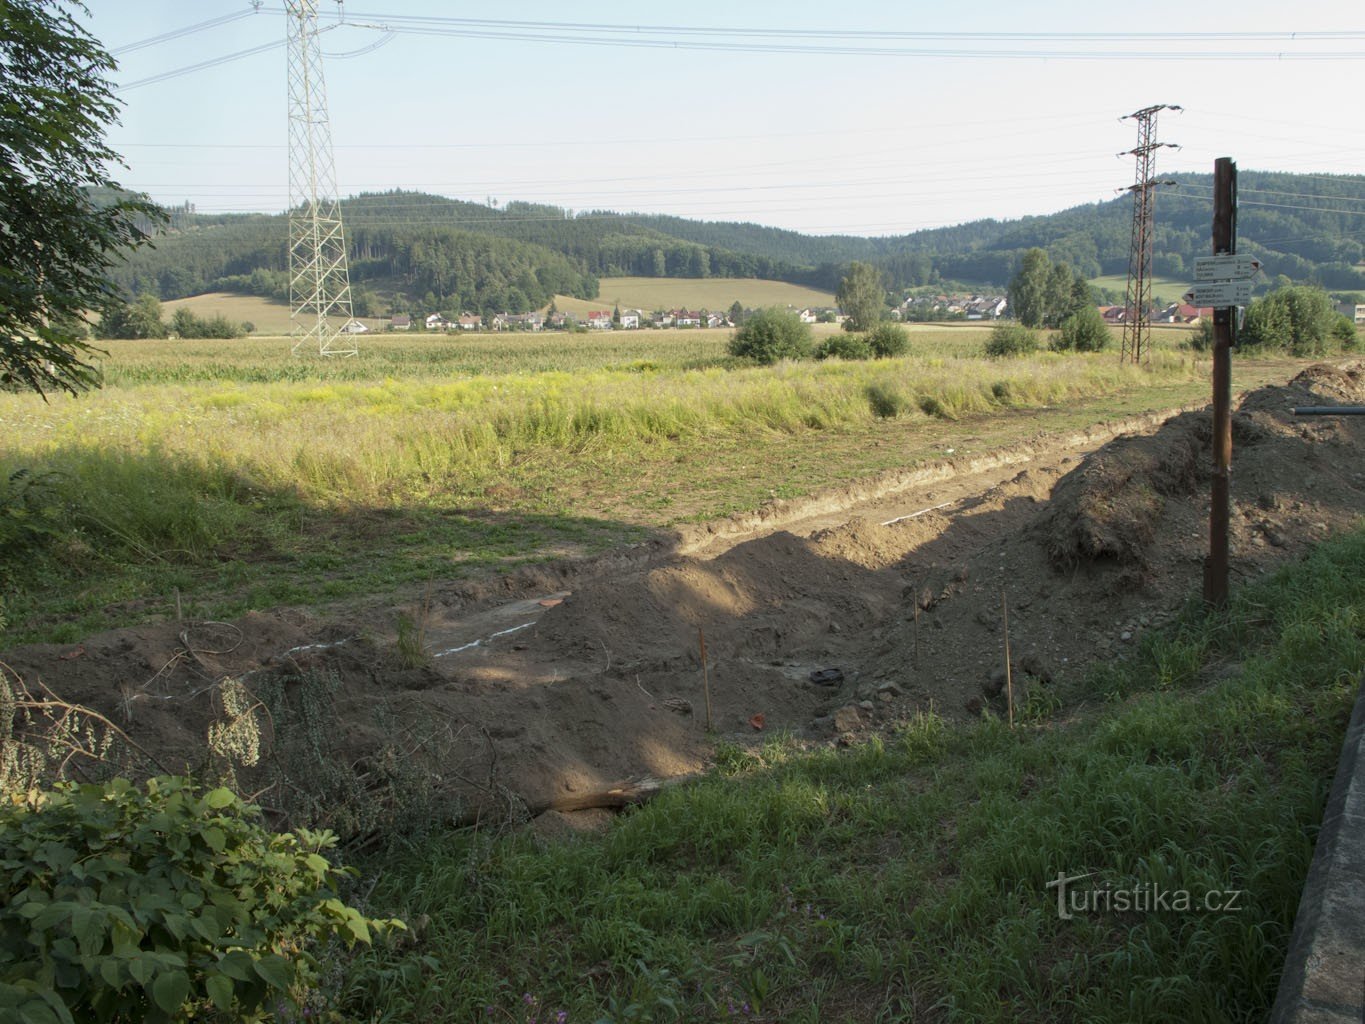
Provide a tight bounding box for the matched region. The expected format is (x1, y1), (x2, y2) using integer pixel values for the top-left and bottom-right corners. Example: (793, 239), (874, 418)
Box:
(334, 528), (1365, 1023)
(6, 348), (1192, 515)
(0, 333), (1199, 641)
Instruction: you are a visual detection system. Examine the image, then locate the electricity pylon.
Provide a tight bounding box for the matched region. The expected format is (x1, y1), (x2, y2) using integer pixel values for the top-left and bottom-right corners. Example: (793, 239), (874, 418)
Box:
(286, 0), (357, 356)
(1119, 104), (1180, 365)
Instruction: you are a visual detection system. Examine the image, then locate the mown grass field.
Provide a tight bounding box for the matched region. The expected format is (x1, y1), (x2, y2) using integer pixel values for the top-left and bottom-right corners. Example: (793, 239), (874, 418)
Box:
(0, 323), (1282, 644)
(1088, 273), (1193, 305)
(328, 526), (1365, 1023)
(559, 277), (837, 315)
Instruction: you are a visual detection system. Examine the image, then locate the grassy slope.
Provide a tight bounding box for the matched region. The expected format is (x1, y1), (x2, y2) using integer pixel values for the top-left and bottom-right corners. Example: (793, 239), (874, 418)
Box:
(1088, 274), (1193, 305)
(335, 527), (1365, 1023)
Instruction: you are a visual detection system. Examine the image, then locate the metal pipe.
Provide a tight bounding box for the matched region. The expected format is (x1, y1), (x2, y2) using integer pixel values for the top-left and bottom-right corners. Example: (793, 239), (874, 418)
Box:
(1292, 407), (1365, 416)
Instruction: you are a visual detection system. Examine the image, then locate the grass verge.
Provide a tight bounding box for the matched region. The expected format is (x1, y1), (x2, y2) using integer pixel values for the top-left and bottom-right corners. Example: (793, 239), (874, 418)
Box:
(333, 526), (1365, 1023)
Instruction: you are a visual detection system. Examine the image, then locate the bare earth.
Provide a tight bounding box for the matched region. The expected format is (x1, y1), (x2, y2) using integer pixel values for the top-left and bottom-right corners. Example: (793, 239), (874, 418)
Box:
(5, 363), (1365, 826)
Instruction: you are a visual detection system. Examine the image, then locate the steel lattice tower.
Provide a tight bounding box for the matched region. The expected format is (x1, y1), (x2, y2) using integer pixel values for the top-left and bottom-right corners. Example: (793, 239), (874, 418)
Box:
(286, 0), (356, 356)
(1119, 104), (1180, 365)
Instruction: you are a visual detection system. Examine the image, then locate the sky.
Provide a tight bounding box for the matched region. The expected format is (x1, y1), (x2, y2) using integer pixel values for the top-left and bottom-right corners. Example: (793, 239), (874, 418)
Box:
(81, 1), (1365, 238)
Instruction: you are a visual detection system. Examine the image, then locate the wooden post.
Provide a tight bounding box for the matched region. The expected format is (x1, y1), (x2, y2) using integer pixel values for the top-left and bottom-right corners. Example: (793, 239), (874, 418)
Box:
(1204, 157), (1237, 607)
(699, 628), (713, 732)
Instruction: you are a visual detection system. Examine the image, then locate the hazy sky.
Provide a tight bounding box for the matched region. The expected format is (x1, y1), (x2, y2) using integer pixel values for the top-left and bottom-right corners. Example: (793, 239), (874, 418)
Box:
(83, 1), (1364, 237)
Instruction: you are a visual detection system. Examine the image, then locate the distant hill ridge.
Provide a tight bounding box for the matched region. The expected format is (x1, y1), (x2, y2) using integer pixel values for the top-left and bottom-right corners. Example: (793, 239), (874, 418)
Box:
(110, 171), (1365, 313)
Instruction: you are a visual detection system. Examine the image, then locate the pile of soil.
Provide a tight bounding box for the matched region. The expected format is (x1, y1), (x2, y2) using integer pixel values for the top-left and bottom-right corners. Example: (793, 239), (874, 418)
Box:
(5, 365), (1365, 826)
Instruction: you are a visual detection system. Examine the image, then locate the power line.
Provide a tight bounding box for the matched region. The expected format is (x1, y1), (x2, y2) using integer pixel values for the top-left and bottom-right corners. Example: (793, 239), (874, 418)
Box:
(111, 9), (260, 55)
(117, 40), (286, 91)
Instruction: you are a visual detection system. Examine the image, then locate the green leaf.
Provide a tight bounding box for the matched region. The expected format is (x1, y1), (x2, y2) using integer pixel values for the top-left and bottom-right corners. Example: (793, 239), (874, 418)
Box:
(203, 788), (236, 810)
(344, 912), (372, 946)
(205, 973), (234, 1012)
(201, 826), (226, 852)
(251, 954), (292, 991)
(216, 950), (255, 982)
(151, 970), (189, 1015)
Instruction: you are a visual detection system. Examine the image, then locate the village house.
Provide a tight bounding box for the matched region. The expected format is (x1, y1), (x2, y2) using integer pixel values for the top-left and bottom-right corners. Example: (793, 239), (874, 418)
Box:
(585, 310), (612, 330)
(673, 308), (701, 328)
(457, 313), (482, 330)
(425, 313), (450, 331)
(618, 309), (642, 329)
(503, 312), (544, 331)
(389, 314), (411, 330)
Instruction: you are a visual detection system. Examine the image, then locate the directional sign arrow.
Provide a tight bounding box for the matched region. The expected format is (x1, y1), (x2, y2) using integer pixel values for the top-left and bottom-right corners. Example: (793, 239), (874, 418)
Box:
(1183, 280), (1253, 307)
(1193, 255), (1263, 282)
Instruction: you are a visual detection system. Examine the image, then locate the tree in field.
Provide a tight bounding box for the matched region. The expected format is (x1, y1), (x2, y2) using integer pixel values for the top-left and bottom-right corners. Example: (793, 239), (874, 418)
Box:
(728, 300), (744, 325)
(1009, 248), (1092, 328)
(1008, 249), (1052, 328)
(836, 261), (886, 332)
(98, 294), (166, 339)
(728, 308), (813, 364)
(0, 1), (162, 395)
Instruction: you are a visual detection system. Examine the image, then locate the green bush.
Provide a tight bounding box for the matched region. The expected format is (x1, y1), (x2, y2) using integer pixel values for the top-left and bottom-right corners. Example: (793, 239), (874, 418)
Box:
(1188, 319), (1215, 352)
(1332, 314), (1358, 348)
(1052, 305), (1110, 353)
(727, 308), (813, 364)
(865, 322), (910, 358)
(984, 324), (1040, 358)
(1240, 285), (1345, 355)
(0, 776), (401, 1023)
(814, 334), (871, 361)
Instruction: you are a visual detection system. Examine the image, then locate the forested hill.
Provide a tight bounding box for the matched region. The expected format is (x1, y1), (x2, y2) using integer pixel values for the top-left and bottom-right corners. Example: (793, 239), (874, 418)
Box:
(113, 171), (1365, 312)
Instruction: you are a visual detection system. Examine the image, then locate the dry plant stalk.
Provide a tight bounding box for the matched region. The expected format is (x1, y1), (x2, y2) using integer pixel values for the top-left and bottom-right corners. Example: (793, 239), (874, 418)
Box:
(1001, 589), (1014, 728)
(699, 628), (713, 731)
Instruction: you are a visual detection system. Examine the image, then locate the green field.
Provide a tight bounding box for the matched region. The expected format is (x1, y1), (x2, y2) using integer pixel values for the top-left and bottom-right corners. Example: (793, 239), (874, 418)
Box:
(1088, 273), (1193, 305)
(567, 276), (837, 314)
(0, 326), (1238, 643)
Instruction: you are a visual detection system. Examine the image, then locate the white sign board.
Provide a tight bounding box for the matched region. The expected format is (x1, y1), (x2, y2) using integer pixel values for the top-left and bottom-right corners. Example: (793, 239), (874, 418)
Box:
(1183, 281), (1253, 307)
(1192, 255), (1263, 282)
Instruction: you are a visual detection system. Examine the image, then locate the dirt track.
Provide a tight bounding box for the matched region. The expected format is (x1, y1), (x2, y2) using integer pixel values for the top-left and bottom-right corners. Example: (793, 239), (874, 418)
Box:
(6, 363), (1365, 828)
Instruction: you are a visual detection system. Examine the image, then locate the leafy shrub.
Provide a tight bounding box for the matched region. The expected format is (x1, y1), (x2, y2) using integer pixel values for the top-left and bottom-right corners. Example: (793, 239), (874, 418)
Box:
(864, 383), (907, 419)
(1188, 319), (1215, 352)
(1332, 314), (1358, 348)
(814, 335), (871, 361)
(1052, 306), (1110, 353)
(865, 323), (910, 358)
(727, 309), (813, 364)
(991, 381), (1012, 403)
(1240, 285), (1344, 355)
(0, 776), (401, 1023)
(984, 324), (1039, 358)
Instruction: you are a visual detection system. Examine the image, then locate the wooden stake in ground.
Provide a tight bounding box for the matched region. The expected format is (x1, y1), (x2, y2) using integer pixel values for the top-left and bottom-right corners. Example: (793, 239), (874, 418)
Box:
(699, 627), (713, 732)
(1001, 589), (1013, 728)
(1204, 155), (1237, 608)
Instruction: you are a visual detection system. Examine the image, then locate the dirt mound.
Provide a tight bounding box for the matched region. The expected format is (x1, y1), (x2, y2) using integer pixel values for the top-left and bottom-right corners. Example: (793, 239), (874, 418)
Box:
(6, 365), (1365, 826)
